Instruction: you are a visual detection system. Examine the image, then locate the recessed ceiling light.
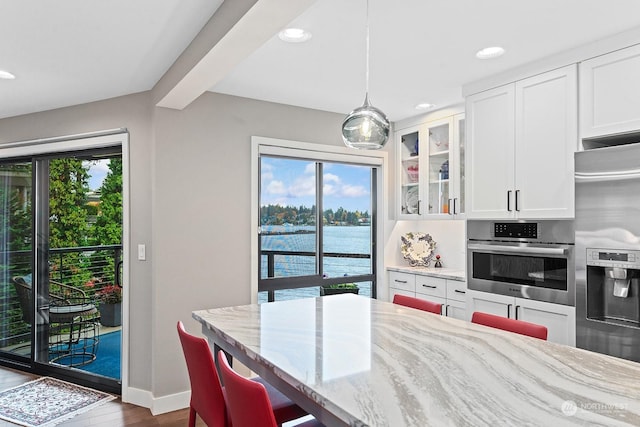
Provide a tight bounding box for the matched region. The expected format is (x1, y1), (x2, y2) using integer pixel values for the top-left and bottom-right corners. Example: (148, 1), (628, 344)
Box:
(415, 103), (436, 110)
(278, 28), (312, 43)
(0, 70), (16, 79)
(476, 46), (505, 59)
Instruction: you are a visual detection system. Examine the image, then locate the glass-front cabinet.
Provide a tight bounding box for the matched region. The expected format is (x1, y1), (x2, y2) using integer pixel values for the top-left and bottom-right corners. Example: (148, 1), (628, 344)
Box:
(427, 118), (451, 215)
(396, 113), (465, 219)
(398, 125), (423, 217)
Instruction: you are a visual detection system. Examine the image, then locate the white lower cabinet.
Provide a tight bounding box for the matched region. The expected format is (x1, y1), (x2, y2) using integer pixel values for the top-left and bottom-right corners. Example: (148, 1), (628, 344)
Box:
(389, 270), (467, 320)
(466, 289), (576, 346)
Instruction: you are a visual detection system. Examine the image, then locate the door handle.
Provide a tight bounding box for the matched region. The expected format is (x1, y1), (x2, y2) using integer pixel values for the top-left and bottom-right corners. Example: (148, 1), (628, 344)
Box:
(448, 198), (453, 215)
(421, 284), (437, 289)
(515, 190), (520, 212)
(507, 304), (513, 318)
(453, 198), (457, 215)
(394, 279), (408, 284)
(507, 190), (512, 212)
(515, 305), (520, 320)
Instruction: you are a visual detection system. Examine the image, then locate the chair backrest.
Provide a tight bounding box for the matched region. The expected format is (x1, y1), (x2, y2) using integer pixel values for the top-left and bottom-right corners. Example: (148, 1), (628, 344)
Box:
(176, 321), (227, 427)
(12, 277), (32, 323)
(393, 294), (442, 315)
(471, 311), (548, 340)
(217, 350), (278, 427)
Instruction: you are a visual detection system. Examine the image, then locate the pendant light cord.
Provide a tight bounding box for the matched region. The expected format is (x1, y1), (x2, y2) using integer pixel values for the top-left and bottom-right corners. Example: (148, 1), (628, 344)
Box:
(365, 0), (370, 97)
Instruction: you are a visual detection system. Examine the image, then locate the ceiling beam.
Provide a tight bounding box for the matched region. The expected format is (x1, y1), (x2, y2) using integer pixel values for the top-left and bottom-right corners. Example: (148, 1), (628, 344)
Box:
(155, 0), (317, 111)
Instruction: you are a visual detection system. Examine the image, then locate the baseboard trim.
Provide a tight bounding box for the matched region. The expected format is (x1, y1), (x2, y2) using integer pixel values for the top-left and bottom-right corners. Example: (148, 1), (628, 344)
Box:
(123, 387), (190, 415)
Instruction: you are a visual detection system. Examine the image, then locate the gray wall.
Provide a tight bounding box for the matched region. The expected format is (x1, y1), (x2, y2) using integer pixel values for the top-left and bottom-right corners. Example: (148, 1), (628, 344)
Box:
(152, 91), (353, 396)
(0, 89), (392, 403)
(0, 92), (155, 391)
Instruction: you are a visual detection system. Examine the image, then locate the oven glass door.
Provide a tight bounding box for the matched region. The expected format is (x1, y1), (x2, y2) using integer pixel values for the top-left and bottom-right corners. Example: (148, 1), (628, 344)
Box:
(471, 246), (568, 291)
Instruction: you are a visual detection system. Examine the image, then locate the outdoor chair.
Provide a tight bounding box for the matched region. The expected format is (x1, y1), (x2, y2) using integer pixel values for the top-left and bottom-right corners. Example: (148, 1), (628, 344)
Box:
(12, 276), (100, 366)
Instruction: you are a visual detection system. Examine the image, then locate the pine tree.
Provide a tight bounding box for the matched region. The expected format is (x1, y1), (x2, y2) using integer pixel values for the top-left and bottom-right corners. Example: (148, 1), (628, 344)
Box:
(92, 158), (122, 245)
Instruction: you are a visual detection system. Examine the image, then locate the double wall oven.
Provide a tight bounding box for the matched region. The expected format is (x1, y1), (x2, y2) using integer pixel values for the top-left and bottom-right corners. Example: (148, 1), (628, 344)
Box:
(467, 220), (575, 306)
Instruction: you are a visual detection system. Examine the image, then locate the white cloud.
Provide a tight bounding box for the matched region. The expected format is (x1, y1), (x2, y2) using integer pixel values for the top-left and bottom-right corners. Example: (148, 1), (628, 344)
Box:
(262, 171), (274, 180)
(324, 173), (341, 184)
(304, 162), (316, 174)
(289, 175), (316, 197)
(266, 180), (286, 194)
(323, 184), (336, 195)
(341, 184), (369, 197)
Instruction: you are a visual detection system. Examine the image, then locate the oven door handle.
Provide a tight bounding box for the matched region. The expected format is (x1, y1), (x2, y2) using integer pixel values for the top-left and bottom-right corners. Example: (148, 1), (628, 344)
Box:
(467, 243), (568, 256)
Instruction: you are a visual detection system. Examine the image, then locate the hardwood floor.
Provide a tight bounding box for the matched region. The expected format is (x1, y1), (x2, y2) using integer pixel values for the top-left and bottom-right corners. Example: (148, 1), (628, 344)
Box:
(0, 367), (206, 426)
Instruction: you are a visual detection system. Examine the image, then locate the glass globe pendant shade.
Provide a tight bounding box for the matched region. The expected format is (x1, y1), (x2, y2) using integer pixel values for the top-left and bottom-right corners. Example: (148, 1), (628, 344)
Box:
(341, 94), (390, 150)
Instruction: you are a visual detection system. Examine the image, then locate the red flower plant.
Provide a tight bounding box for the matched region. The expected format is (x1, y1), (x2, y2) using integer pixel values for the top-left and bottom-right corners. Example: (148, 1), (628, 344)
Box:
(96, 284), (122, 304)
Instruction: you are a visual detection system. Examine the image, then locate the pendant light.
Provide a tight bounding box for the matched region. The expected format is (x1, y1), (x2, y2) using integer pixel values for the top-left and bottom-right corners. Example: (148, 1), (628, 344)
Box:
(341, 0), (390, 150)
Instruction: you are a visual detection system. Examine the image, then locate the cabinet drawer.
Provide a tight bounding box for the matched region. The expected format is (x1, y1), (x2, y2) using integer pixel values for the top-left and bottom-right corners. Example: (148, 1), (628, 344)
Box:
(415, 276), (446, 299)
(389, 272), (416, 292)
(447, 280), (467, 302)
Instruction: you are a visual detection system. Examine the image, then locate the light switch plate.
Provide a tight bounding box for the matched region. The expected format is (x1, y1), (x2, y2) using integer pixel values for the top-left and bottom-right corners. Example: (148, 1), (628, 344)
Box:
(138, 244), (146, 261)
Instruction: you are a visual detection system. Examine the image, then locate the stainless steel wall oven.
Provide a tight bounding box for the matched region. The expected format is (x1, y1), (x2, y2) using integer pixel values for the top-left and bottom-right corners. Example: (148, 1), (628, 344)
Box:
(467, 220), (575, 306)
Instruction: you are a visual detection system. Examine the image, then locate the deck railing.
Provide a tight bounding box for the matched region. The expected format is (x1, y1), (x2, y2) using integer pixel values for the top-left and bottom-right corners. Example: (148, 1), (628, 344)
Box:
(259, 249), (374, 302)
(0, 244), (122, 348)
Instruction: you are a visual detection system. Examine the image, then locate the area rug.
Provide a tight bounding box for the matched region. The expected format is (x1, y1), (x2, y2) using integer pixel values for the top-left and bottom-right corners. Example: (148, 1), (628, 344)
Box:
(0, 377), (115, 427)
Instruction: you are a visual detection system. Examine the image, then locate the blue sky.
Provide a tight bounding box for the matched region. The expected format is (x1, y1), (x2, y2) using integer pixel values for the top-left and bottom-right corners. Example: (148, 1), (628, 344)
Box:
(261, 157), (372, 212)
(87, 159), (110, 191)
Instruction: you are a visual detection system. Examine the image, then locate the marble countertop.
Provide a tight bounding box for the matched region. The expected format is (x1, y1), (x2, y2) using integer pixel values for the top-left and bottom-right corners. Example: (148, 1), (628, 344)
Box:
(387, 264), (466, 281)
(194, 294), (640, 426)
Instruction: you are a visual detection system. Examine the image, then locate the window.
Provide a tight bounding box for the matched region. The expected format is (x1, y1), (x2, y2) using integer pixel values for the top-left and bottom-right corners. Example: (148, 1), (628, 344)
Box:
(252, 137), (385, 303)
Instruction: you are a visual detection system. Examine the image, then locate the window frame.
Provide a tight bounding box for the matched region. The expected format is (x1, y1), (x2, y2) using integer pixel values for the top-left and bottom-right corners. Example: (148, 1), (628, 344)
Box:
(251, 136), (387, 303)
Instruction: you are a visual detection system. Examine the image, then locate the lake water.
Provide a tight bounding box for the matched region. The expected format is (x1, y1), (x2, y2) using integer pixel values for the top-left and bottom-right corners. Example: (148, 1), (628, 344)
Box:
(259, 225), (373, 302)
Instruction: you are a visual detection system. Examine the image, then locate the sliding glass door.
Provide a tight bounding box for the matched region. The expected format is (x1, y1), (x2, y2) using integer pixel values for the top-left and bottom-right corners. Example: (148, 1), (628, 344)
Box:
(0, 144), (123, 394)
(0, 160), (33, 361)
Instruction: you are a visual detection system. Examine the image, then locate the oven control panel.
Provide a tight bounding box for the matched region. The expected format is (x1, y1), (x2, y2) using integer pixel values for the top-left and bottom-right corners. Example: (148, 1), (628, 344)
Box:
(586, 248), (640, 268)
(494, 222), (538, 239)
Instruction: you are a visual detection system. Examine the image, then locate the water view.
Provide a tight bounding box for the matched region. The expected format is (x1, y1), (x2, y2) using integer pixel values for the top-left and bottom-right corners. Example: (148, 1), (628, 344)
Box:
(259, 225), (372, 303)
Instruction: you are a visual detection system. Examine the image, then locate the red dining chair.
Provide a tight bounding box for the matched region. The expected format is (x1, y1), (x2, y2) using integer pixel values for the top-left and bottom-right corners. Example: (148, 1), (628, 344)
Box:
(393, 294), (442, 315)
(217, 350), (324, 427)
(177, 321), (308, 427)
(471, 311), (548, 340)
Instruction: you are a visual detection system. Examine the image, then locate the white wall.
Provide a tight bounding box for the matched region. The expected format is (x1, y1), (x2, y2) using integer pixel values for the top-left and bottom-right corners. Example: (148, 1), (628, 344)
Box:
(385, 220), (466, 270)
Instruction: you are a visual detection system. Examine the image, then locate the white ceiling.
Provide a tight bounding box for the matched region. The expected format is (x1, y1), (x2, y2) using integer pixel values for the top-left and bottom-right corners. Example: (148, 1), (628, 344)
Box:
(0, 0), (222, 119)
(2, 0), (640, 122)
(211, 0), (640, 121)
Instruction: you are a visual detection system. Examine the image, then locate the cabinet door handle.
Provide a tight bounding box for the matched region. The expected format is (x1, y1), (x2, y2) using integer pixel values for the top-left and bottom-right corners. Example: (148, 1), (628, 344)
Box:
(417, 200), (421, 215)
(507, 190), (512, 212)
(515, 305), (520, 320)
(507, 304), (513, 318)
(515, 190), (520, 212)
(454, 289), (466, 294)
(394, 279), (408, 284)
(445, 305), (449, 316)
(422, 284), (437, 289)
(448, 198), (453, 215)
(453, 198), (457, 215)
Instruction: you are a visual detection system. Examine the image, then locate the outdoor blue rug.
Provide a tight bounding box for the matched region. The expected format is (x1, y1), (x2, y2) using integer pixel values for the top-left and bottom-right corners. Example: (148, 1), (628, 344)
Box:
(51, 330), (121, 380)
(83, 330), (121, 379)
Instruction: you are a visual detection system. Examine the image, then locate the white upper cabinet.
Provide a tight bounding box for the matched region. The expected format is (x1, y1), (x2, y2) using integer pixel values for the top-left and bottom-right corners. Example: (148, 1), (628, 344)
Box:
(396, 113), (465, 219)
(466, 85), (515, 218)
(466, 65), (578, 219)
(580, 44), (640, 139)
